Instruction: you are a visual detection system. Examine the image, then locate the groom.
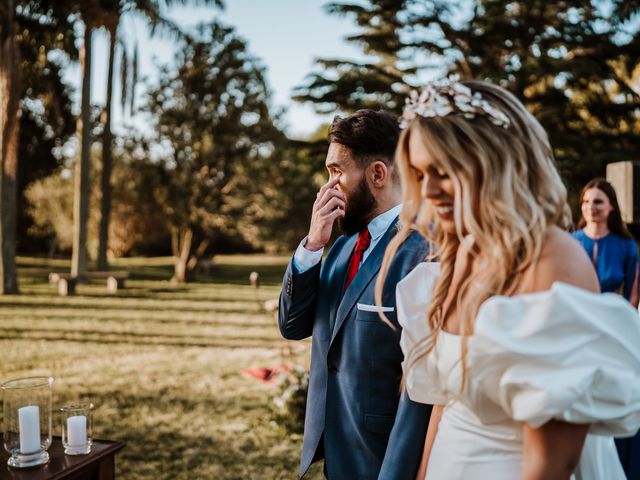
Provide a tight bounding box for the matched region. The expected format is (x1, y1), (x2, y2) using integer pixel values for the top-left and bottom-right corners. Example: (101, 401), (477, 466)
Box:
(279, 110), (431, 479)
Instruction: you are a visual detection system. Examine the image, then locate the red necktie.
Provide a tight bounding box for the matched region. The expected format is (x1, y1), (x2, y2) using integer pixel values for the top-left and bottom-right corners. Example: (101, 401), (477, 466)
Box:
(344, 229), (372, 291)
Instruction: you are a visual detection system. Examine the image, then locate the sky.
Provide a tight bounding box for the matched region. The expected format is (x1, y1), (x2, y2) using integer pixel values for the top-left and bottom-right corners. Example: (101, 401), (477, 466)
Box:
(64, 0), (365, 139)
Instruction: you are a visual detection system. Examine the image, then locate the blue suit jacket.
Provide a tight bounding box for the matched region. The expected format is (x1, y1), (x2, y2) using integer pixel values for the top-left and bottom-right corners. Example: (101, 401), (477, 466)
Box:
(279, 220), (432, 479)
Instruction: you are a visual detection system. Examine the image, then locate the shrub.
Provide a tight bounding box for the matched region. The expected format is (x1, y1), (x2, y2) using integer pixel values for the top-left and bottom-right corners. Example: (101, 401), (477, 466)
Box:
(272, 366), (309, 435)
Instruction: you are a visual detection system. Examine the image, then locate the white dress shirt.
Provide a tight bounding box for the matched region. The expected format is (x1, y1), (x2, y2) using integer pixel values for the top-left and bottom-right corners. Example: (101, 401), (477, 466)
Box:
(293, 204), (402, 273)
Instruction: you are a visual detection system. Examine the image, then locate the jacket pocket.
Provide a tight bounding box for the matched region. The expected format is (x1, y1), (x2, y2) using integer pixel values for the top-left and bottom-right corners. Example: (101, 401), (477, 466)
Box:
(355, 308), (397, 325)
(364, 413), (395, 435)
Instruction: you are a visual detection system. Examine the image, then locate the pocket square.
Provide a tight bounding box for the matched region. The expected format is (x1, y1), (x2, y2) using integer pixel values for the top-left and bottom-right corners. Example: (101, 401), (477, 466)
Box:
(357, 303), (394, 313)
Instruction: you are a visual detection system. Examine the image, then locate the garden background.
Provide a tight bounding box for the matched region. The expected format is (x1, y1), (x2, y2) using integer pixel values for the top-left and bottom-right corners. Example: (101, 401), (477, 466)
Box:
(0, 0), (639, 478)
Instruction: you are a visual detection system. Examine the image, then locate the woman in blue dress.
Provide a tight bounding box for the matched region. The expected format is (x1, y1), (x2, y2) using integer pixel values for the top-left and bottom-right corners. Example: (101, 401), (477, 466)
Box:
(572, 178), (638, 306)
(572, 177), (640, 479)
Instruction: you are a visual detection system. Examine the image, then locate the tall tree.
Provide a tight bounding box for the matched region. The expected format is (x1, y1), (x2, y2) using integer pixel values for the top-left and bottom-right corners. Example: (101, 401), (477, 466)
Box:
(297, 0), (640, 195)
(96, 0), (223, 270)
(293, 0), (415, 113)
(97, 4), (119, 270)
(413, 0), (640, 194)
(16, 0), (78, 254)
(146, 21), (278, 282)
(0, 0), (20, 293)
(71, 2), (101, 279)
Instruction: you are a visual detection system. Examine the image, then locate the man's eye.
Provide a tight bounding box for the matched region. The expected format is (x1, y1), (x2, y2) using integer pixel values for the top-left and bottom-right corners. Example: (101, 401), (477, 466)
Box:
(415, 170), (424, 182)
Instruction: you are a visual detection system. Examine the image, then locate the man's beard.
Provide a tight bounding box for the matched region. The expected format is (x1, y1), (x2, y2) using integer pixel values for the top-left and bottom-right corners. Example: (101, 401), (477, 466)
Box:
(339, 176), (377, 236)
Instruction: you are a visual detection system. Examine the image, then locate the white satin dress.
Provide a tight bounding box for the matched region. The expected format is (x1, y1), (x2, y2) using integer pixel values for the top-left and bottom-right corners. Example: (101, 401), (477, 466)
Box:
(397, 262), (640, 480)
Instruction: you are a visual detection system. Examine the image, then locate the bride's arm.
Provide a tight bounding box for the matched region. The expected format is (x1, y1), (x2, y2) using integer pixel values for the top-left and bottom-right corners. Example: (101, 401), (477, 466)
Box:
(415, 404), (444, 480)
(522, 421), (589, 480)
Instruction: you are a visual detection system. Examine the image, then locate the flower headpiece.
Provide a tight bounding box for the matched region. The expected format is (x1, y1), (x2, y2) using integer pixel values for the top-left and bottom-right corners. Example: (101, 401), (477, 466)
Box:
(401, 79), (511, 129)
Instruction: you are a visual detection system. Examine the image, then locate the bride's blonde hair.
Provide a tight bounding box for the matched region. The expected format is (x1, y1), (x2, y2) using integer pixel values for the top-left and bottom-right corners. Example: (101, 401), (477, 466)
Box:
(376, 80), (571, 390)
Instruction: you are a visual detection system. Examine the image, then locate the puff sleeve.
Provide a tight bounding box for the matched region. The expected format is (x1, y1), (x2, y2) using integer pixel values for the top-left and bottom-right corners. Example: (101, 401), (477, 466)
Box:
(467, 283), (640, 436)
(396, 262), (445, 405)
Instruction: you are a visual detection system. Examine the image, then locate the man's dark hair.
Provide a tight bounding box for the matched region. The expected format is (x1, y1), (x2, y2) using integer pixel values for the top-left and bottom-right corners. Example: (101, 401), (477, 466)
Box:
(328, 109), (400, 167)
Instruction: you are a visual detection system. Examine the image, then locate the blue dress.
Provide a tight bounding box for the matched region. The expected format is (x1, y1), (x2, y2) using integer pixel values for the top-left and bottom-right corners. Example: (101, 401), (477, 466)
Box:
(572, 229), (640, 479)
(571, 230), (638, 300)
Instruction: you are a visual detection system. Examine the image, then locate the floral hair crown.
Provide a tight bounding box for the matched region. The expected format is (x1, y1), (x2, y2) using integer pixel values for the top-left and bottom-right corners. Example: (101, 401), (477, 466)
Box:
(401, 79), (511, 129)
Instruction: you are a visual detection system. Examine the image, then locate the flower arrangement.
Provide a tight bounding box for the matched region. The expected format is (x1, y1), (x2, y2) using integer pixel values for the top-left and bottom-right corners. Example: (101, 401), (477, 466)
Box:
(272, 366), (309, 435)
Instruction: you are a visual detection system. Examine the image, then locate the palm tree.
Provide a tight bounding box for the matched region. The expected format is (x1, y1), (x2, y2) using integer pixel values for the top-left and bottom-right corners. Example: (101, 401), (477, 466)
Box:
(97, 6), (119, 271)
(96, 0), (223, 270)
(0, 0), (20, 294)
(71, 1), (101, 279)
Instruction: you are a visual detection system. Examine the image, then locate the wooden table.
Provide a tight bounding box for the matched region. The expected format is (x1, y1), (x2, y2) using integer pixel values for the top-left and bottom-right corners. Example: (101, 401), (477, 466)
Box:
(0, 436), (124, 480)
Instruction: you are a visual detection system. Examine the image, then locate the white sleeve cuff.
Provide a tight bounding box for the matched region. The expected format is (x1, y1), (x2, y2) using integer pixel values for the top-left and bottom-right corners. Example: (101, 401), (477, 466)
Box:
(292, 237), (324, 273)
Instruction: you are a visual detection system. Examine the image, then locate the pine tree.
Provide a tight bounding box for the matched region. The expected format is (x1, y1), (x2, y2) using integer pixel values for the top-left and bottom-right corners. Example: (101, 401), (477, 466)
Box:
(293, 0), (417, 113)
(296, 0), (640, 194)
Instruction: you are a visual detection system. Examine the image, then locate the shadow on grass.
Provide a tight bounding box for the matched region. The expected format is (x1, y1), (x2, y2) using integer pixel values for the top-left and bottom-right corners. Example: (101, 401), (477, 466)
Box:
(0, 301), (265, 315)
(18, 258), (289, 287)
(0, 328), (286, 349)
(0, 312), (274, 329)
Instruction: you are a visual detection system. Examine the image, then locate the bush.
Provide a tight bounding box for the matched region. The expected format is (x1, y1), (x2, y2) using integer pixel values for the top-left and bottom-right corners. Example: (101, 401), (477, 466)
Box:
(272, 366), (309, 435)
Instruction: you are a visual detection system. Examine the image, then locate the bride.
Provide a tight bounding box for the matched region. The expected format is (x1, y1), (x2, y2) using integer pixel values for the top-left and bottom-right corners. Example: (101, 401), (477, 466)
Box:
(377, 80), (640, 479)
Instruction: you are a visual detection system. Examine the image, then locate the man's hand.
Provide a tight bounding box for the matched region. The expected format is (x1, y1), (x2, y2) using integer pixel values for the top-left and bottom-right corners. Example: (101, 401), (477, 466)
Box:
(306, 177), (346, 251)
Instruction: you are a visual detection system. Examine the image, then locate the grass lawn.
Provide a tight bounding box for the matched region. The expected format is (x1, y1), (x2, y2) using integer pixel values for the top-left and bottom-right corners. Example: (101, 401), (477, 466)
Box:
(1, 255), (324, 479)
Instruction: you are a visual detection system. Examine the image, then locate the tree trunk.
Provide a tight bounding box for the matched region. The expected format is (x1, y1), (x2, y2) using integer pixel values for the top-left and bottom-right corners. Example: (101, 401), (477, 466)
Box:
(0, 0), (20, 294)
(186, 238), (210, 272)
(173, 227), (193, 283)
(71, 20), (93, 279)
(97, 26), (116, 270)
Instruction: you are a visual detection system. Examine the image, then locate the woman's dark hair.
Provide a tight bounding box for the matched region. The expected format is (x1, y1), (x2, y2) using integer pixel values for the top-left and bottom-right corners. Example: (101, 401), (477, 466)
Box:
(328, 109), (400, 168)
(578, 177), (633, 239)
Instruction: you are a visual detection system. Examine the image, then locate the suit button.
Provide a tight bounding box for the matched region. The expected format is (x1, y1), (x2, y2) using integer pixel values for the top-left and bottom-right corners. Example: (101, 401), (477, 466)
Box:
(328, 365), (338, 375)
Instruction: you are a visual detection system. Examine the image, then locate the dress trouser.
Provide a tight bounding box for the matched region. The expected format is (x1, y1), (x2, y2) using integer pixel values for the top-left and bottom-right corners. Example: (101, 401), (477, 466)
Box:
(615, 434), (640, 479)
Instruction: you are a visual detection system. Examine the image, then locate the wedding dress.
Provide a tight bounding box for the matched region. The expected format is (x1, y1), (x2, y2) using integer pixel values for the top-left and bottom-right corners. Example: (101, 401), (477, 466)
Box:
(397, 262), (640, 480)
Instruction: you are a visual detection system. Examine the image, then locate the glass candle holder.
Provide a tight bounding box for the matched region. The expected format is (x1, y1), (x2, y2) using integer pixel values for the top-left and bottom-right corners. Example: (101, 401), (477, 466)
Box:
(1, 376), (53, 468)
(60, 403), (93, 455)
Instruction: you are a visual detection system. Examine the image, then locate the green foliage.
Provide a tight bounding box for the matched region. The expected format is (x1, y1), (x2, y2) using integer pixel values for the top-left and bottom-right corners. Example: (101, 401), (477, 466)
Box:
(293, 0), (415, 113)
(24, 144), (168, 257)
(24, 170), (76, 252)
(15, 1), (78, 252)
(144, 21), (280, 253)
(417, 0), (640, 194)
(238, 133), (329, 252)
(135, 19), (292, 278)
(105, 140), (171, 256)
(296, 0), (640, 195)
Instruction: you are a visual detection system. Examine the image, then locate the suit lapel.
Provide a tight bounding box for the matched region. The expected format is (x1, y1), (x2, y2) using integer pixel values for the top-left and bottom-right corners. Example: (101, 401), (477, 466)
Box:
(330, 218), (398, 347)
(328, 234), (356, 332)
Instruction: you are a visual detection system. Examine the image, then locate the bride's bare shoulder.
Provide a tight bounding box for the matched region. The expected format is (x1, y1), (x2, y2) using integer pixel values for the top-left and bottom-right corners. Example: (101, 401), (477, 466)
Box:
(527, 226), (599, 294)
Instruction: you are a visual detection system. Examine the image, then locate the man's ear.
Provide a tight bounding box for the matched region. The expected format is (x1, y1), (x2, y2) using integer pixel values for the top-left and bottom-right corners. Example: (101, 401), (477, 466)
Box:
(368, 161), (389, 189)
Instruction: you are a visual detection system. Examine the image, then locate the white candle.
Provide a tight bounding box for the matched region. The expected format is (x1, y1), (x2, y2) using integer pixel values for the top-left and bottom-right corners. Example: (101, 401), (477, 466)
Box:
(67, 415), (87, 447)
(18, 405), (40, 454)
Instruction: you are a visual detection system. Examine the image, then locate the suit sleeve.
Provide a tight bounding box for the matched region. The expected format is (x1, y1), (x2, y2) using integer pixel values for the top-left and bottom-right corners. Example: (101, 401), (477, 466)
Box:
(378, 391), (432, 480)
(278, 257), (321, 340)
(623, 240), (639, 301)
(379, 233), (432, 480)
